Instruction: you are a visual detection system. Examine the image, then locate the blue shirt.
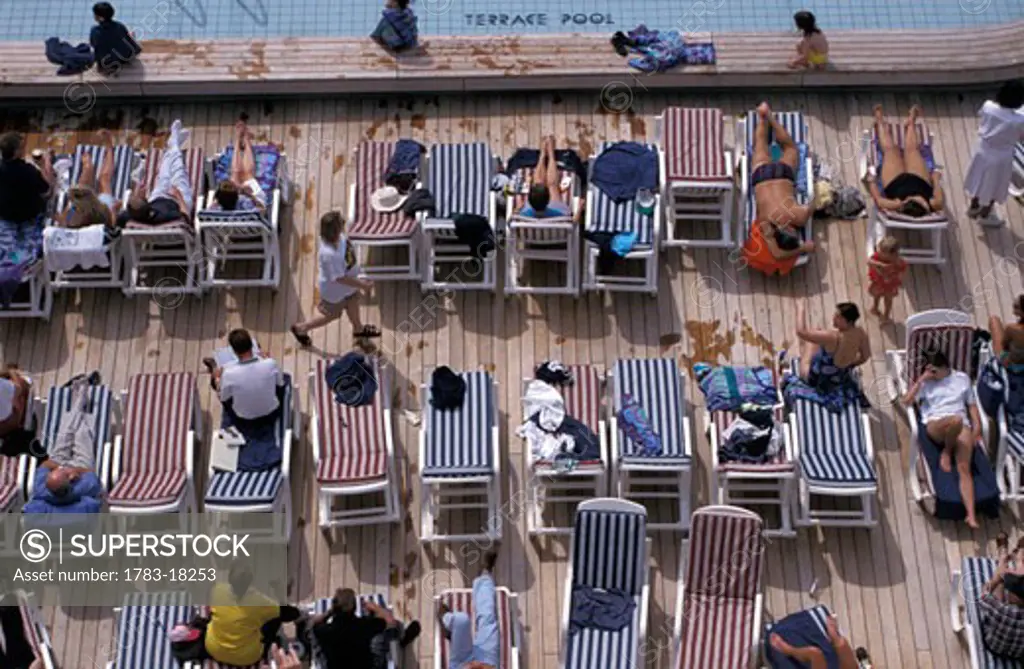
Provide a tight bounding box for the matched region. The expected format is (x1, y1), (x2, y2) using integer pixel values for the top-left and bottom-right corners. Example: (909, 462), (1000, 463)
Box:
(520, 201), (570, 218)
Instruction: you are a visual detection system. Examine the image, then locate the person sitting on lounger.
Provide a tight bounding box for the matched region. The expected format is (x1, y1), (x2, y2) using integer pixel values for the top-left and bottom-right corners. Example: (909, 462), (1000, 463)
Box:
(307, 588), (421, 669)
(977, 531), (1024, 660)
(770, 614), (866, 669)
(61, 130), (119, 230)
(211, 116), (267, 214)
(795, 299), (870, 395)
(204, 328), (285, 428)
(867, 104), (945, 219)
(518, 136), (573, 219)
(117, 119), (193, 227)
(437, 551), (501, 669)
(901, 349), (983, 529)
(990, 295), (1024, 374)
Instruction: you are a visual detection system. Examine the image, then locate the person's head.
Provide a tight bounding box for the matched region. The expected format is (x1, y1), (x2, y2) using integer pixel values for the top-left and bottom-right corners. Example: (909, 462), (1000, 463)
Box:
(319, 211), (345, 245)
(214, 181), (240, 211)
(876, 235), (901, 259)
(227, 328), (254, 358)
(1015, 294), (1024, 322)
(93, 2), (115, 22)
(900, 196), (931, 218)
(69, 187), (111, 227)
(833, 302), (860, 329)
(1004, 573), (1024, 605)
(331, 588), (357, 616)
(793, 10), (819, 36)
(528, 183), (550, 212)
(45, 468), (72, 497)
(126, 194), (151, 221)
(227, 559), (254, 599)
(995, 80), (1024, 110)
(387, 0), (410, 8)
(923, 349), (950, 376)
(0, 132), (24, 161)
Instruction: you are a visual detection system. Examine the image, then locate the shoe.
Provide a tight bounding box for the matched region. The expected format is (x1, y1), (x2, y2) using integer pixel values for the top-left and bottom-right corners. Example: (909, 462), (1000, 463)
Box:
(87, 371), (102, 386)
(399, 620), (421, 648)
(966, 203), (981, 219)
(610, 32), (629, 57)
(290, 325), (312, 348)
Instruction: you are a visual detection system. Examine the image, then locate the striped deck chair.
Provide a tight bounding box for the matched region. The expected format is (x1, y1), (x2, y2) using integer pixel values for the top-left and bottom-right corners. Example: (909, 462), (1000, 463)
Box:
(420, 142), (498, 291)
(523, 365), (607, 535)
(419, 369), (501, 543)
(952, 557), (1021, 669)
(347, 141), (421, 281)
(11, 590), (56, 669)
(786, 359), (878, 528)
(657, 107), (735, 248)
(204, 375), (294, 542)
(609, 358), (693, 532)
(198, 145), (289, 289)
(737, 110), (814, 268)
(110, 591), (192, 669)
(49, 143), (135, 289)
(436, 586), (521, 669)
(762, 605), (833, 668)
(1011, 140), (1024, 198)
(106, 373), (198, 518)
(583, 142), (662, 294)
(122, 146), (206, 296)
(673, 506), (764, 669)
(561, 498), (649, 669)
(309, 357), (398, 529)
(995, 360), (1024, 503)
(310, 594), (398, 669)
(859, 120), (948, 265)
(503, 153), (581, 296)
(887, 309), (1001, 521)
(0, 216), (51, 319)
(0, 379), (33, 520)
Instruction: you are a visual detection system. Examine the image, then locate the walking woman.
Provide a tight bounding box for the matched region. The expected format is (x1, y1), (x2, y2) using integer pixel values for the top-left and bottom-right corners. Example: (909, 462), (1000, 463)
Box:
(964, 80), (1024, 226)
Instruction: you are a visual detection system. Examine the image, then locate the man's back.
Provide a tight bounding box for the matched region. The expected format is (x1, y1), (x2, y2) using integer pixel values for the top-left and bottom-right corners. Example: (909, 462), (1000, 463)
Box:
(90, 21), (140, 72)
(219, 357), (283, 420)
(754, 179), (800, 228)
(314, 613), (386, 669)
(0, 159), (48, 223)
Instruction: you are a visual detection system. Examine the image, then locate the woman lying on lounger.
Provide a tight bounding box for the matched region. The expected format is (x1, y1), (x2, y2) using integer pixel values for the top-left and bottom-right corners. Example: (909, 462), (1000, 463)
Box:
(211, 116), (267, 214)
(867, 104), (945, 218)
(60, 130), (119, 229)
(770, 614), (868, 669)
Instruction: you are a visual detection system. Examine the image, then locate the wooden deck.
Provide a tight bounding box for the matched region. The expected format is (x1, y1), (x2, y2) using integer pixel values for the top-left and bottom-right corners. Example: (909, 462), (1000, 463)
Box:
(2, 88), (1022, 669)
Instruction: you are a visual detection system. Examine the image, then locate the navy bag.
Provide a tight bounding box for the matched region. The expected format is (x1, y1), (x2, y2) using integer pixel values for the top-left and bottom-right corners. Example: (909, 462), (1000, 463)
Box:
(977, 357), (1006, 419)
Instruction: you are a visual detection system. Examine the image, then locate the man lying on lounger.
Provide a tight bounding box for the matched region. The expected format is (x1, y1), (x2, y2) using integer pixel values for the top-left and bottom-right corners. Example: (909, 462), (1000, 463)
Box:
(117, 119), (194, 227)
(437, 551), (501, 669)
(770, 614), (869, 669)
(210, 115), (268, 215)
(867, 104), (945, 219)
(518, 136), (576, 219)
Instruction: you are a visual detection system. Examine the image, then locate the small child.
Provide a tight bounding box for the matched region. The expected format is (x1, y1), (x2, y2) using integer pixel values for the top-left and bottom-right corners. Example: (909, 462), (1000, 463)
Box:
(788, 11), (828, 70)
(370, 0), (418, 52)
(290, 212), (380, 347)
(867, 235), (907, 323)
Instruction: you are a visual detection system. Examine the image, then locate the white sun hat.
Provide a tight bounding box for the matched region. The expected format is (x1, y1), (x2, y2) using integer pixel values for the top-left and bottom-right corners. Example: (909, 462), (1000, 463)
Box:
(370, 186), (408, 213)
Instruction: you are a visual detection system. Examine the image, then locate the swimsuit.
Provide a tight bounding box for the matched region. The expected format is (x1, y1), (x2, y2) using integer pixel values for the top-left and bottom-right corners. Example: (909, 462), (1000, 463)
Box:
(883, 172), (933, 201)
(751, 162), (796, 188)
(807, 50), (828, 66)
(743, 219), (798, 276)
(867, 252), (907, 297)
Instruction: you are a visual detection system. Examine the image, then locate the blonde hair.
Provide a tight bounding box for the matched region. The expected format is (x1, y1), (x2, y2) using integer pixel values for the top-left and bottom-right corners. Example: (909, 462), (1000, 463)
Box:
(877, 235), (900, 256)
(67, 186), (111, 228)
(319, 211), (346, 244)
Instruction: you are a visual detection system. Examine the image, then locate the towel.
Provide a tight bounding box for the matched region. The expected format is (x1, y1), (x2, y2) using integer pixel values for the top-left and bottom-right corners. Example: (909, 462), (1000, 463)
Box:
(384, 139), (425, 193)
(569, 585), (636, 635)
(453, 213), (495, 260)
(590, 142), (658, 203)
(325, 352), (378, 407)
(696, 365), (777, 412)
(43, 225), (110, 272)
(45, 37), (95, 76)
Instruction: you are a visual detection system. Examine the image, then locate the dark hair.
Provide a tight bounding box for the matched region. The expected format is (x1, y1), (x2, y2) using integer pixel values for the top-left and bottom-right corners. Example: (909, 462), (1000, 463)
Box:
(1017, 294), (1024, 318)
(794, 10), (819, 36)
(126, 199), (152, 221)
(901, 199), (929, 218)
(924, 349), (949, 369)
(333, 588), (357, 615)
(215, 182), (240, 211)
(320, 211), (345, 244)
(227, 560), (253, 599)
(996, 80), (1024, 110)
(394, 0), (410, 8)
(527, 183), (550, 212)
(0, 132), (22, 161)
(93, 2), (115, 21)
(836, 302), (860, 325)
(228, 328), (254, 356)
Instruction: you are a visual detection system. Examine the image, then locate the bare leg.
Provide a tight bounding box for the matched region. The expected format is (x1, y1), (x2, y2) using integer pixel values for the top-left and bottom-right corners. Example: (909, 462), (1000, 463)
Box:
(96, 130), (115, 197)
(902, 106), (930, 182)
(869, 294), (881, 316)
(542, 137), (562, 203)
(752, 102), (772, 168)
(825, 617), (860, 669)
(956, 425), (979, 529)
(874, 105), (904, 188)
(881, 295), (894, 322)
(990, 315), (1007, 356)
(343, 292), (365, 332)
(925, 416), (963, 474)
(799, 340), (818, 381)
(293, 304), (346, 336)
(536, 136), (554, 190)
(770, 634), (828, 669)
(78, 153), (97, 188)
(230, 121), (247, 184)
(764, 113), (799, 170)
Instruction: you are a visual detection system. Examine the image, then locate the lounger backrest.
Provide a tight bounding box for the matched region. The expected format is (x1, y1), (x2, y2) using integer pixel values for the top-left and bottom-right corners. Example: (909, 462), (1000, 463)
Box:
(313, 358), (388, 482)
(42, 384), (113, 456)
(355, 141), (402, 222)
(561, 365), (602, 434)
(141, 147), (205, 213)
(122, 373), (194, 474)
(0, 454), (18, 490)
(425, 370), (494, 472)
(685, 509), (764, 601)
(15, 591), (41, 654)
(571, 508), (647, 595)
(71, 144), (135, 196)
(429, 142), (493, 218)
(663, 107), (728, 181)
(906, 325), (975, 382)
(613, 358), (684, 452)
(116, 591), (192, 669)
(438, 589), (514, 669)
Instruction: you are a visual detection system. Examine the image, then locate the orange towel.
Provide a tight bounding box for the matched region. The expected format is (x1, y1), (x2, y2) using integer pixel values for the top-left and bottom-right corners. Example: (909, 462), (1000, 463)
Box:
(743, 220), (798, 276)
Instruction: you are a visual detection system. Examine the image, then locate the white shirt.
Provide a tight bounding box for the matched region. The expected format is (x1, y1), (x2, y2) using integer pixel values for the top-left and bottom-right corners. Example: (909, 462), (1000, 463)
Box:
(219, 357), (284, 420)
(0, 378), (15, 422)
(318, 238), (359, 304)
(918, 370), (976, 424)
(976, 101), (1024, 156)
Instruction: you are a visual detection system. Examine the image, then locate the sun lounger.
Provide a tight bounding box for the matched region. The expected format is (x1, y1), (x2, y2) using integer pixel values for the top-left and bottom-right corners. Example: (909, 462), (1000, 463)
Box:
(204, 375), (294, 542)
(0, 378), (34, 517)
(12, 590), (56, 669)
(310, 593), (398, 669)
(993, 361), (1024, 502)
(859, 121), (949, 265)
(763, 605), (833, 668)
(419, 369), (501, 543)
(561, 498), (649, 669)
(108, 591), (192, 669)
(523, 364), (607, 535)
(951, 557), (1022, 669)
(657, 107), (735, 248)
(674, 505), (764, 669)
(0, 216), (51, 319)
(198, 145), (289, 288)
(419, 142), (499, 291)
(1011, 141), (1024, 198)
(583, 142), (662, 294)
(609, 358), (693, 532)
(886, 309), (1001, 520)
(436, 586), (521, 669)
(309, 357), (399, 529)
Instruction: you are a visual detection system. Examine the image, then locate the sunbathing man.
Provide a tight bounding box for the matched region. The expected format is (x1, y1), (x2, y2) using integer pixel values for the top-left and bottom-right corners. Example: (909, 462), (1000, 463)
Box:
(867, 104), (945, 219)
(770, 615), (865, 669)
(795, 299), (871, 397)
(437, 551), (501, 669)
(211, 115), (267, 214)
(977, 532), (1024, 660)
(62, 129), (119, 229)
(519, 136), (572, 219)
(118, 119), (193, 227)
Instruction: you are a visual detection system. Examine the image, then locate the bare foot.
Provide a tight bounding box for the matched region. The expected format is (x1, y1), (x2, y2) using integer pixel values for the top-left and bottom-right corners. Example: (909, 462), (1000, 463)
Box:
(966, 515), (980, 530)
(757, 102), (771, 119)
(879, 313), (892, 324)
(909, 104), (922, 122)
(869, 305), (881, 317)
(801, 240), (816, 253)
(96, 128), (113, 146)
(81, 153), (93, 170)
(940, 450), (953, 473)
(873, 104), (884, 122)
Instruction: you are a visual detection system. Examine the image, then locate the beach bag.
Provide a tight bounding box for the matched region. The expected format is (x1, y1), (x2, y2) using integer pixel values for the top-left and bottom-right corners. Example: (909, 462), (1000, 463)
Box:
(824, 185), (865, 220)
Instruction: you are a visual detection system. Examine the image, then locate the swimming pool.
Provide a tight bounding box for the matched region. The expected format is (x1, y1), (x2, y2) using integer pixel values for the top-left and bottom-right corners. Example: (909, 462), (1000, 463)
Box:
(2, 0), (1022, 42)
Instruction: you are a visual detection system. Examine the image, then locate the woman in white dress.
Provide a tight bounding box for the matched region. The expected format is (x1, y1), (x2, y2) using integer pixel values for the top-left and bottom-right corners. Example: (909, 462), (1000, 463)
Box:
(964, 80), (1024, 225)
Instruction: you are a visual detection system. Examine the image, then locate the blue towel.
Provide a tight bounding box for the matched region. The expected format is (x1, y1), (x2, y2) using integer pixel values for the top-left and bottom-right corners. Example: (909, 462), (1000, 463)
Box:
(371, 7), (418, 51)
(45, 37), (94, 76)
(590, 142), (658, 203)
(383, 138), (425, 190)
(326, 352), (378, 407)
(697, 366), (777, 412)
(221, 402), (282, 472)
(919, 425), (1001, 521)
(569, 585), (636, 635)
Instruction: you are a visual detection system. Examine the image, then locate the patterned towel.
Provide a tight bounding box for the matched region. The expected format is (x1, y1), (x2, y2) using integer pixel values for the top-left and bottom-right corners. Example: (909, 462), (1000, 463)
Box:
(0, 217), (45, 307)
(695, 365), (777, 412)
(213, 145), (282, 193)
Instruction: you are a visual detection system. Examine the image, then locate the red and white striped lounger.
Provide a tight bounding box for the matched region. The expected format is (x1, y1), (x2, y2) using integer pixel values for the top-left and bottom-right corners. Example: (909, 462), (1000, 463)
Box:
(121, 147), (206, 296)
(106, 373), (198, 517)
(673, 506), (764, 669)
(347, 141), (421, 281)
(309, 357), (399, 529)
(657, 107), (735, 248)
(435, 587), (521, 669)
(13, 590), (56, 669)
(524, 364), (608, 535)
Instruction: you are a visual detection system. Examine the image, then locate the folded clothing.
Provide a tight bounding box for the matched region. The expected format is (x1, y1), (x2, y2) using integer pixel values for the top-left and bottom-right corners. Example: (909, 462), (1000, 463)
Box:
(696, 365), (777, 412)
(569, 584), (636, 635)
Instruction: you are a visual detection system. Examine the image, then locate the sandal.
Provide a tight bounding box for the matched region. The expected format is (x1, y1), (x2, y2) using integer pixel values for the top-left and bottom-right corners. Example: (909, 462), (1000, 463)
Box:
(290, 325), (312, 348)
(354, 325), (382, 339)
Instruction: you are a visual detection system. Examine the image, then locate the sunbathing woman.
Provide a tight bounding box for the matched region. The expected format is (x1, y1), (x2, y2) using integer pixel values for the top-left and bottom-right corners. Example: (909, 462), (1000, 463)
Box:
(990, 295), (1024, 374)
(867, 104), (945, 219)
(61, 129), (119, 229)
(770, 615), (865, 669)
(796, 299), (871, 398)
(212, 116), (267, 214)
(519, 136), (572, 219)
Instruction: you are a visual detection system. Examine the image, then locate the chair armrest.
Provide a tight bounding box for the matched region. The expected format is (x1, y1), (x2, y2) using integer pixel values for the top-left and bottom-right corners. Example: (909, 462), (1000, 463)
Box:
(108, 436), (122, 488)
(559, 558), (573, 663)
(19, 453), (32, 500)
(950, 570), (964, 633)
(749, 592), (764, 669)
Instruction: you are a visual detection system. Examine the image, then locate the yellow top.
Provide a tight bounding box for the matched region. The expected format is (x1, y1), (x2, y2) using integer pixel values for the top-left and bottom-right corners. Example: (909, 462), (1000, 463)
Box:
(204, 584), (280, 666)
(807, 50), (828, 66)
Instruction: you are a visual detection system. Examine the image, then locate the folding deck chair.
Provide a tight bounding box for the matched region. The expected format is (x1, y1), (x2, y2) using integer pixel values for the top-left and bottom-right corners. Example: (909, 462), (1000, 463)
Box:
(121, 147), (206, 296)
(49, 143), (135, 288)
(887, 309), (1002, 520)
(951, 557), (1022, 669)
(347, 141), (421, 281)
(198, 145), (290, 288)
(561, 498), (649, 669)
(419, 142), (499, 291)
(0, 380), (33, 551)
(762, 605), (834, 668)
(737, 110), (814, 268)
(419, 369), (501, 543)
(108, 591), (192, 669)
(609, 358), (693, 532)
(859, 120), (949, 265)
(786, 359), (878, 528)
(1011, 141), (1024, 199)
(310, 593), (399, 669)
(204, 375), (294, 542)
(435, 586), (522, 669)
(0, 216), (52, 319)
(993, 361), (1024, 502)
(522, 364), (607, 535)
(583, 142), (662, 294)
(674, 505), (764, 669)
(105, 373), (199, 523)
(656, 107), (735, 248)
(503, 153), (581, 296)
(11, 590), (56, 669)
(309, 357), (399, 529)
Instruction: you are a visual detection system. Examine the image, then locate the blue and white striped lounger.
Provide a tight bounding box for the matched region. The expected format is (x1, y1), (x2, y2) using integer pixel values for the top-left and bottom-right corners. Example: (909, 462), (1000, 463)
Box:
(311, 594), (395, 669)
(422, 371), (494, 478)
(792, 400), (876, 488)
(953, 557), (1023, 669)
(587, 142), (657, 248)
(32, 383), (114, 492)
(613, 358), (690, 467)
(563, 499), (648, 669)
(113, 591), (192, 669)
(429, 142), (494, 222)
(70, 144), (135, 199)
(763, 605), (833, 668)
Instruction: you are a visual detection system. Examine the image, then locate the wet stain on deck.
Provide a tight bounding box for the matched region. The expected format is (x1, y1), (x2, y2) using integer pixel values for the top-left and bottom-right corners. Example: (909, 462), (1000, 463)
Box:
(364, 119), (386, 139)
(304, 180), (316, 211)
(288, 125), (302, 139)
(332, 154), (345, 174)
(680, 319), (734, 369)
